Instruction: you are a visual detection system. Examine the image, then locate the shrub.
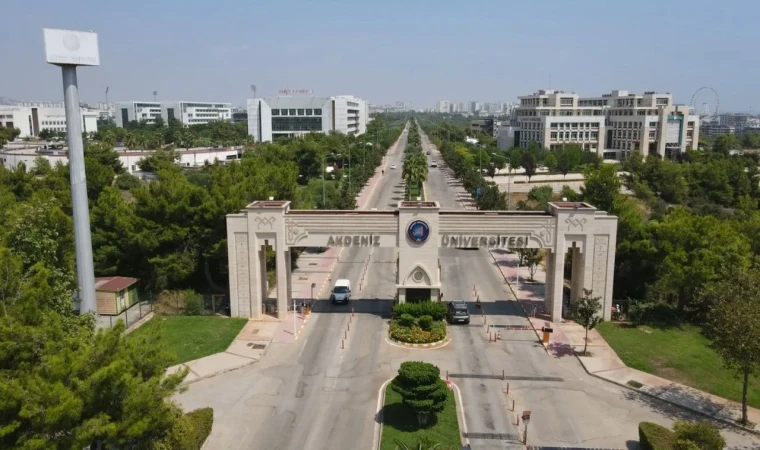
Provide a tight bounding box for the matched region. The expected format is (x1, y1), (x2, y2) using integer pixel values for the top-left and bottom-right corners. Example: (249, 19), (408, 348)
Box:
(393, 301), (447, 321)
(390, 362), (448, 427)
(185, 407), (214, 449)
(418, 315), (434, 331)
(115, 172), (141, 190)
(183, 291), (203, 316)
(151, 407), (214, 450)
(673, 420), (725, 450)
(639, 422), (675, 450)
(399, 313), (415, 328)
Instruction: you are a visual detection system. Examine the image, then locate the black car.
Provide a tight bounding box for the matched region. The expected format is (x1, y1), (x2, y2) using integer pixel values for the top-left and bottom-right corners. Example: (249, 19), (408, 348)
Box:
(446, 300), (470, 324)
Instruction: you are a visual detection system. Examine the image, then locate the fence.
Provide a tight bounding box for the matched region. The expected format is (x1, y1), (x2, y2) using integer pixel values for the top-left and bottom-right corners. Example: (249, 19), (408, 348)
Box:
(96, 299), (153, 330)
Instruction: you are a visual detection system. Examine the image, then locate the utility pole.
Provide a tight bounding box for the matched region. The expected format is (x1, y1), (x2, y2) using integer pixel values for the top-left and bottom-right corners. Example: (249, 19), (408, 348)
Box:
(322, 153), (326, 208)
(44, 28), (100, 315)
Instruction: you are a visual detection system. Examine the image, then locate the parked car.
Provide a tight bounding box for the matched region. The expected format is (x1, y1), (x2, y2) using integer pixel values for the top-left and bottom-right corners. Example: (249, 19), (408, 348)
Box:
(446, 300), (470, 324)
(430, 160), (437, 168)
(390, 164), (397, 169)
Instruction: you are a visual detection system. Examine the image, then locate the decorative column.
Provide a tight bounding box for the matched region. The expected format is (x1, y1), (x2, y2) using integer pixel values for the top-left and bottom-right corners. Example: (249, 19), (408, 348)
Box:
(544, 249), (554, 312)
(570, 244), (584, 303)
(258, 244), (268, 316)
(276, 247), (291, 318)
(550, 247), (565, 323)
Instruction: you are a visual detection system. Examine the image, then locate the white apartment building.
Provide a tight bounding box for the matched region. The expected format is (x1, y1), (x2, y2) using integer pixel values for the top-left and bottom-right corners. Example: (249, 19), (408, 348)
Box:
(0, 104), (99, 139)
(115, 101), (232, 127)
(436, 100), (450, 113)
(512, 89), (699, 160)
(161, 102), (232, 126)
(115, 102), (162, 127)
(247, 95), (368, 142)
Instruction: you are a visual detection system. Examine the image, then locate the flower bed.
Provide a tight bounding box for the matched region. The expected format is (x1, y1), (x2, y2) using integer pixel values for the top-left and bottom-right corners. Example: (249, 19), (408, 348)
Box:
(390, 320), (446, 344)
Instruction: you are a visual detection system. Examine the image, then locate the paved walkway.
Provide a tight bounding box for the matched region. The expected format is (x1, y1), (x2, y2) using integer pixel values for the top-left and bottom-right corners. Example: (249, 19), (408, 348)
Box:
(489, 245), (760, 433)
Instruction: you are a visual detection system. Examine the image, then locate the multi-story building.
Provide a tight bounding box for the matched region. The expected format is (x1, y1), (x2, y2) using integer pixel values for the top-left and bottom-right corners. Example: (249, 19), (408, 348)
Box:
(0, 104), (99, 138)
(115, 102), (162, 127)
(231, 108), (248, 123)
(469, 101), (481, 114)
(701, 124), (735, 136)
(457, 102), (468, 115)
(247, 94), (368, 142)
(511, 89), (699, 160)
(161, 102), (232, 126)
(436, 100), (450, 113)
(115, 101), (232, 127)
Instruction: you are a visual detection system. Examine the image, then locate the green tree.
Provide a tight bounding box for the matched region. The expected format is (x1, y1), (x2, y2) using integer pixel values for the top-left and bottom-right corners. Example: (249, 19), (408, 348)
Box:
(543, 152), (557, 172)
(476, 185), (506, 210)
(703, 266), (760, 425)
(527, 185), (553, 210)
(518, 248), (543, 281)
(508, 148), (522, 176)
(520, 151), (538, 181)
(572, 289), (603, 355)
(556, 144), (583, 178)
(653, 208), (751, 317)
(390, 361), (448, 427)
(581, 164), (621, 212)
(0, 127), (22, 146)
(0, 314), (188, 449)
(4, 196), (75, 316)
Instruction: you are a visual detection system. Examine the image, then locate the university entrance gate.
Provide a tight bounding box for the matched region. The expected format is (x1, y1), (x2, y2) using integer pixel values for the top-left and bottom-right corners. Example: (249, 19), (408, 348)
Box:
(226, 200), (618, 322)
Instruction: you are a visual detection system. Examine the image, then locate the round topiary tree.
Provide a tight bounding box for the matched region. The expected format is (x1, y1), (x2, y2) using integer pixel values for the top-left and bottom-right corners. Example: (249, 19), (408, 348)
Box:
(391, 361), (448, 427)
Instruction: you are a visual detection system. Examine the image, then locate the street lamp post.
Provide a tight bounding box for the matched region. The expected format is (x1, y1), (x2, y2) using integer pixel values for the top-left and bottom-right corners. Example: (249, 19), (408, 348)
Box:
(44, 28), (100, 315)
(322, 153), (326, 207)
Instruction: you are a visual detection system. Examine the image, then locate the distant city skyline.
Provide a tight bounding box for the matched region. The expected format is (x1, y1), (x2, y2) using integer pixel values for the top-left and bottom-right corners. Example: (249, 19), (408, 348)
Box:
(0, 0), (756, 112)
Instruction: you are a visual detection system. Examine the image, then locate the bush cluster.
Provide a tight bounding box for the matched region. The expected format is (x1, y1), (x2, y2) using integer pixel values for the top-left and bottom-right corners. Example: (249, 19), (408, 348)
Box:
(184, 408), (214, 449)
(392, 301), (447, 321)
(638, 420), (725, 450)
(390, 320), (446, 344)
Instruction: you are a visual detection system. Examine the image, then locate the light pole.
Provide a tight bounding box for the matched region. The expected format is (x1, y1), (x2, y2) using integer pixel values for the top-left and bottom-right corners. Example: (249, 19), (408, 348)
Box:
(153, 90), (158, 102)
(322, 153), (326, 207)
(44, 28), (100, 315)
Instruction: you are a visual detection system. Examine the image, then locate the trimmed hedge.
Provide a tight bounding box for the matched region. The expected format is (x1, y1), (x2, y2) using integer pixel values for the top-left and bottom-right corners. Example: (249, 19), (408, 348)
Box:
(639, 422), (675, 450)
(185, 407), (214, 449)
(393, 301), (447, 321)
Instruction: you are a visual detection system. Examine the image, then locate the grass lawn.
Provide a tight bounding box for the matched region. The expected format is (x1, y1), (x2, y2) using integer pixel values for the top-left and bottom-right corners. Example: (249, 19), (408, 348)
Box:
(597, 322), (760, 408)
(380, 384), (460, 450)
(131, 316), (247, 365)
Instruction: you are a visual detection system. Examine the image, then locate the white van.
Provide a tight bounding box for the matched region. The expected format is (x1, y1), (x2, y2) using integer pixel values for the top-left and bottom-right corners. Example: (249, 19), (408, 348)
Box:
(331, 279), (352, 304)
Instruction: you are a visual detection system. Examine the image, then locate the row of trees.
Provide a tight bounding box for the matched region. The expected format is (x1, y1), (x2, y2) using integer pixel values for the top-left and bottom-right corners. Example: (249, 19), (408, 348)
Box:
(402, 123), (429, 199)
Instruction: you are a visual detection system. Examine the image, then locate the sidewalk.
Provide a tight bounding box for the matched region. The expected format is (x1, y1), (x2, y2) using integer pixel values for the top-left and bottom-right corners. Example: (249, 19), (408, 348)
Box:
(167, 319), (279, 385)
(490, 246), (760, 433)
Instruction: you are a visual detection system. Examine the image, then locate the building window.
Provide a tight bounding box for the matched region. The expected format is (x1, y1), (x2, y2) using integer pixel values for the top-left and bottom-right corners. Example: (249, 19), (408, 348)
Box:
(271, 109), (280, 116)
(271, 116), (323, 132)
(297, 109), (305, 115)
(305, 109), (313, 116)
(281, 109), (288, 116)
(551, 132), (557, 139)
(314, 109), (322, 115)
(649, 121), (657, 127)
(289, 109), (296, 115)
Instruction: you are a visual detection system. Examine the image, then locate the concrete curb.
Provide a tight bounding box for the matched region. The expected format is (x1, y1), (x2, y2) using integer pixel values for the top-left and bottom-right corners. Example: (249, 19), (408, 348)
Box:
(385, 336), (452, 350)
(575, 355), (760, 436)
(178, 355), (261, 386)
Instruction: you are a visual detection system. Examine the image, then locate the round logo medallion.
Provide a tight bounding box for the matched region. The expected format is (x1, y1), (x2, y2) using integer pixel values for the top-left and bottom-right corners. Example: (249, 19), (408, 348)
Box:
(63, 33), (81, 52)
(407, 220), (430, 244)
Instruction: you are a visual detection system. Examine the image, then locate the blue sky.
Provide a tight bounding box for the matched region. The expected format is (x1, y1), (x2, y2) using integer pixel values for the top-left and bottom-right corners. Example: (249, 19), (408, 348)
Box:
(0, 0), (757, 111)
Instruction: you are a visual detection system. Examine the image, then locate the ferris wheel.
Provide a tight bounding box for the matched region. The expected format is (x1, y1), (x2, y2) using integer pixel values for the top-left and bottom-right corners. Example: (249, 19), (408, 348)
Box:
(690, 87), (719, 118)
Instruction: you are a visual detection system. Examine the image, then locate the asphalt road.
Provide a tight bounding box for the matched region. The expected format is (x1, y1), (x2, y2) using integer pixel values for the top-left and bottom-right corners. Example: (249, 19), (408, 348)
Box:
(176, 124), (760, 450)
